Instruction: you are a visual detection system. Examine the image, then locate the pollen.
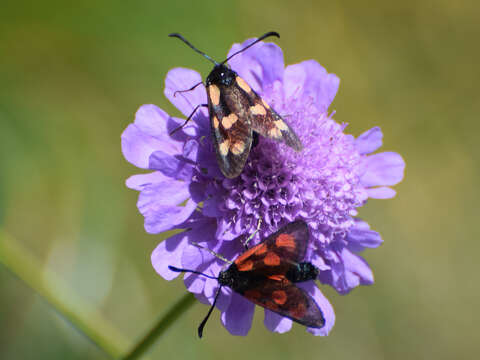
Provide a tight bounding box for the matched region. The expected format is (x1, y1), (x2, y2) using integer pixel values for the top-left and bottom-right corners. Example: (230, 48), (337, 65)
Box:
(264, 252), (281, 266)
(275, 234), (295, 249)
(236, 76), (252, 93)
(272, 290), (287, 305)
(219, 139), (230, 156)
(209, 84), (221, 106)
(222, 113), (238, 129)
(250, 104), (266, 116)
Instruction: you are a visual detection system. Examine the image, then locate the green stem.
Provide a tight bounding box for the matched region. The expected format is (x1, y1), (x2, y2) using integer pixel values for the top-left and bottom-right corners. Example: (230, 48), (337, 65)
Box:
(0, 230), (127, 358)
(122, 292), (196, 360)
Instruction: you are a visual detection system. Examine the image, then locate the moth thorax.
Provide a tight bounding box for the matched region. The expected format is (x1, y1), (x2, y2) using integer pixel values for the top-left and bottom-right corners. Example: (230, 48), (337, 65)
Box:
(206, 64), (236, 86)
(218, 266), (236, 287)
(286, 262), (319, 283)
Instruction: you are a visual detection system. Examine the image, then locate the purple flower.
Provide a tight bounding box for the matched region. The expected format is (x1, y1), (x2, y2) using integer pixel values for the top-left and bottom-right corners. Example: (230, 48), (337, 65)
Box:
(122, 38), (405, 336)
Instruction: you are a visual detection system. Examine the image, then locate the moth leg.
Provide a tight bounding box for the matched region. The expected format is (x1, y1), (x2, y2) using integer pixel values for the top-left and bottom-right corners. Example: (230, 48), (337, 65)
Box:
(169, 103), (208, 135)
(252, 132), (259, 148)
(243, 218), (263, 249)
(173, 81), (204, 97)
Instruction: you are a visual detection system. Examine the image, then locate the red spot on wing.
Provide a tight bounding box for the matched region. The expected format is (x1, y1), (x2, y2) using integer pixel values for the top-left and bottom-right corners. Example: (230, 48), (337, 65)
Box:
(275, 233), (296, 250)
(255, 243), (268, 255)
(237, 260), (253, 272)
(235, 246), (258, 264)
(268, 274), (286, 282)
(272, 290), (287, 305)
(264, 252), (281, 266)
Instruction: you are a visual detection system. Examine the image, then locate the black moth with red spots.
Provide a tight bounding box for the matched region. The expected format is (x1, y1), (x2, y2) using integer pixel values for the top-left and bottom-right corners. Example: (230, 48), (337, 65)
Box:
(169, 32), (303, 178)
(169, 220), (325, 338)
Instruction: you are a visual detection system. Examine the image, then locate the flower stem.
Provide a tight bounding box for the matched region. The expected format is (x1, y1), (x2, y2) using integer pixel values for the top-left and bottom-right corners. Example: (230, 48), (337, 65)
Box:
(0, 229), (127, 358)
(122, 292), (196, 360)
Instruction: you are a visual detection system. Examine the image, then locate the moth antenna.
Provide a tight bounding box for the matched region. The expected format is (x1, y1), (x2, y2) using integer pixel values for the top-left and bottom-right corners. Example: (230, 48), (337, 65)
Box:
(169, 33), (219, 65)
(190, 241), (233, 264)
(243, 218), (263, 249)
(221, 31), (280, 65)
(168, 265), (218, 280)
(198, 285), (223, 338)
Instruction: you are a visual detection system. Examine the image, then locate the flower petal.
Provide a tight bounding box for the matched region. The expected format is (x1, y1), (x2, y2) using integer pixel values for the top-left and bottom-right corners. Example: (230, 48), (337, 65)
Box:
(221, 292), (255, 336)
(121, 124), (165, 169)
(342, 249), (374, 288)
(125, 171), (169, 191)
(264, 310), (292, 333)
(360, 152), (405, 187)
(297, 282), (335, 336)
(227, 39), (284, 92)
(164, 68), (208, 118)
(137, 180), (190, 211)
(151, 232), (189, 280)
(148, 150), (194, 181)
(143, 199), (197, 234)
(284, 60), (339, 113)
(355, 126), (383, 155)
(346, 220), (383, 252)
(367, 186), (397, 199)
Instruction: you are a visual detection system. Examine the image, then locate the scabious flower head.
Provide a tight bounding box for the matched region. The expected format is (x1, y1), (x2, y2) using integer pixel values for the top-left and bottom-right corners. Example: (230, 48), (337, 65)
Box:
(121, 38), (405, 336)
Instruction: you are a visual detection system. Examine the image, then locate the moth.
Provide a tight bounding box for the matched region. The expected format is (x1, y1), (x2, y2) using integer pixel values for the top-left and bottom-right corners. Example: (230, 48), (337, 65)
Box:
(169, 220), (325, 338)
(169, 32), (303, 178)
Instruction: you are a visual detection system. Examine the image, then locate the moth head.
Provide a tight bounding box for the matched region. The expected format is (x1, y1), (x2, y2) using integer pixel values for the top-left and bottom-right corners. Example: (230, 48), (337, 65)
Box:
(206, 64), (237, 87)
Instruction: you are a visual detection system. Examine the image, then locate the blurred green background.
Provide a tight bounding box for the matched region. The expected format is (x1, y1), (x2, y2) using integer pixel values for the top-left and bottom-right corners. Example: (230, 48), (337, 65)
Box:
(1, 0), (479, 359)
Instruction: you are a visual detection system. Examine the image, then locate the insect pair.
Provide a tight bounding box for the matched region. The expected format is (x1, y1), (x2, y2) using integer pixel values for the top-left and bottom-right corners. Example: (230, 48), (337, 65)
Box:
(169, 220), (325, 338)
(169, 31), (303, 178)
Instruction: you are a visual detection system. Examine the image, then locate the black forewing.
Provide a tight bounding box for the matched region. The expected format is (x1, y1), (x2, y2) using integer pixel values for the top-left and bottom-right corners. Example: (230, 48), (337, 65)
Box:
(242, 277), (325, 329)
(208, 84), (253, 178)
(232, 80), (302, 152)
(233, 220), (310, 275)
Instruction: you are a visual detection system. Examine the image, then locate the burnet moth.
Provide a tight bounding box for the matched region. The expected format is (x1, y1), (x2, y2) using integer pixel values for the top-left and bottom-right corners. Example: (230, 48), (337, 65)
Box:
(169, 220), (325, 338)
(168, 32), (303, 178)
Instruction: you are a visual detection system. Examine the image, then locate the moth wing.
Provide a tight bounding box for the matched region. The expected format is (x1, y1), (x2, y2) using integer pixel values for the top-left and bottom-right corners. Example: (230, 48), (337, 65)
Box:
(234, 220), (310, 273)
(207, 84), (253, 178)
(233, 79), (302, 151)
(242, 277), (325, 329)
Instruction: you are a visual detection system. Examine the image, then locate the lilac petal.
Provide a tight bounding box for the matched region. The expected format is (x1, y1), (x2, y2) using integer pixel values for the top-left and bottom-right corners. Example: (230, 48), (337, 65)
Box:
(143, 199), (197, 234)
(121, 124), (166, 169)
(126, 171), (169, 191)
(221, 292), (255, 336)
(151, 232), (189, 280)
(341, 249), (374, 288)
(360, 152), (405, 187)
(227, 39), (284, 92)
(367, 186), (397, 199)
(284, 60), (339, 113)
(297, 282), (335, 336)
(164, 68), (208, 118)
(355, 127), (383, 155)
(134, 104), (172, 141)
(148, 150), (194, 181)
(137, 180), (190, 211)
(346, 220), (383, 252)
(122, 105), (184, 168)
(264, 310), (292, 333)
